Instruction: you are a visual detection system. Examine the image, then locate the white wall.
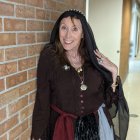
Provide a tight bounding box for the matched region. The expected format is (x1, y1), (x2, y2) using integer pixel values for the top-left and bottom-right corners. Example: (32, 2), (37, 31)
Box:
(87, 0), (123, 67)
(130, 3), (140, 58)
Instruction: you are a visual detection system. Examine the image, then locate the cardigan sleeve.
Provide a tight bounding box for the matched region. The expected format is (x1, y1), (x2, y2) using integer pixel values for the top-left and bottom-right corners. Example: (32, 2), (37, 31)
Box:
(105, 76), (121, 108)
(105, 76), (124, 118)
(31, 47), (53, 139)
(107, 76), (129, 139)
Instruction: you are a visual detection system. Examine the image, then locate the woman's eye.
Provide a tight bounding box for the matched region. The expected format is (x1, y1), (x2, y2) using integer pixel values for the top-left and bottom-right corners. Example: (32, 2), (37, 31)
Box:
(61, 26), (67, 30)
(72, 27), (78, 31)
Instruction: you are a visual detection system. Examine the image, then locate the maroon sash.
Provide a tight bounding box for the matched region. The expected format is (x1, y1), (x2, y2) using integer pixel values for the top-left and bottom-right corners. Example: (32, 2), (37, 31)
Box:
(51, 105), (77, 140)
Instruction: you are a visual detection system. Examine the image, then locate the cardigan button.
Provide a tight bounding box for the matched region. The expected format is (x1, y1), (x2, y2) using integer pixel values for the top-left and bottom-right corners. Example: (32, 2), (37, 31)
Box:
(81, 110), (84, 113)
(80, 94), (83, 98)
(81, 106), (85, 109)
(80, 100), (84, 103)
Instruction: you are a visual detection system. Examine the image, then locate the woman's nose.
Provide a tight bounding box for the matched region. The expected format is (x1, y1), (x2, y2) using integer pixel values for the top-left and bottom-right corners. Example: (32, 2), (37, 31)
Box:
(65, 29), (72, 38)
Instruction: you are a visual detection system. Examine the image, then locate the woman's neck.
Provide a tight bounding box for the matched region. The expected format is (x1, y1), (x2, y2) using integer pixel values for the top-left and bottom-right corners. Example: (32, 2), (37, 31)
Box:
(66, 50), (83, 69)
(66, 49), (79, 58)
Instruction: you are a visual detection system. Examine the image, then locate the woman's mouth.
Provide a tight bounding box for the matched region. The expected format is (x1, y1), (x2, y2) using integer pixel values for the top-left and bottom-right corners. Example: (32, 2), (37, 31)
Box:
(64, 40), (73, 44)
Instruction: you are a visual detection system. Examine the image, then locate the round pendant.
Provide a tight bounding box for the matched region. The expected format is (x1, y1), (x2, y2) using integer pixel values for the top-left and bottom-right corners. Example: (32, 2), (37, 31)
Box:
(80, 84), (87, 91)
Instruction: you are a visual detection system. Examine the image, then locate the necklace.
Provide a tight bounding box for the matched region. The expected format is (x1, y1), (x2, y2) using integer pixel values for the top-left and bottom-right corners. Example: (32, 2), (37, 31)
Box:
(77, 67), (88, 91)
(66, 53), (87, 90)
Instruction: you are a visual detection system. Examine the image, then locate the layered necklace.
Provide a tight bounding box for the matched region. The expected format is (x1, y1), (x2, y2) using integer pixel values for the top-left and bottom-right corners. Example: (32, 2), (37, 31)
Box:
(66, 53), (88, 91)
(77, 67), (88, 91)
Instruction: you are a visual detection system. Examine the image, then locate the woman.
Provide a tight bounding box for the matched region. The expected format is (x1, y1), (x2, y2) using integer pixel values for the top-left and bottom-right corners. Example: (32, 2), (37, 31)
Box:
(31, 10), (129, 140)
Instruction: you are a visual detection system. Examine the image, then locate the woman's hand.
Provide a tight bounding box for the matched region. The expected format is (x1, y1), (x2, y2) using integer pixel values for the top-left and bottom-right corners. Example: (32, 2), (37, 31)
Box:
(94, 49), (118, 84)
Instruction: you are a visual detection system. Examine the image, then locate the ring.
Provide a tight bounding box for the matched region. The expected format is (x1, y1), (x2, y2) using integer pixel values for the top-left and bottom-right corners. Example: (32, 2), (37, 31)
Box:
(98, 58), (103, 63)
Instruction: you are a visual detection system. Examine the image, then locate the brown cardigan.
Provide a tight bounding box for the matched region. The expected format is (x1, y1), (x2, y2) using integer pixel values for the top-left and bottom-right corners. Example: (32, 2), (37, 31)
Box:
(31, 47), (118, 139)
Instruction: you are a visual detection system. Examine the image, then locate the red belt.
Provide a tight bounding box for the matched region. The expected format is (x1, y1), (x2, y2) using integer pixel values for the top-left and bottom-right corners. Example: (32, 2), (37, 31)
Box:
(51, 105), (77, 140)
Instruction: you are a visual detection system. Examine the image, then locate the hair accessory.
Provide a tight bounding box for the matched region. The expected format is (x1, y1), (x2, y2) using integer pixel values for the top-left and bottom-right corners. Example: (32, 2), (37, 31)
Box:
(67, 9), (85, 16)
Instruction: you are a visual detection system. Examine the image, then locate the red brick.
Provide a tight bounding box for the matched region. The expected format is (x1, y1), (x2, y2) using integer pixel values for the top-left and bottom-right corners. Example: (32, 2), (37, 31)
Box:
(8, 96), (28, 116)
(5, 46), (27, 61)
(0, 115), (19, 135)
(36, 9), (50, 20)
(28, 44), (43, 56)
(17, 33), (35, 44)
(0, 107), (7, 122)
(20, 104), (34, 121)
(28, 80), (36, 92)
(4, 18), (26, 31)
(29, 116), (32, 126)
(0, 49), (4, 62)
(72, 0), (85, 10)
(19, 83), (31, 96)
(36, 55), (40, 64)
(0, 88), (19, 107)
(65, 0), (85, 10)
(27, 20), (43, 31)
(0, 33), (16, 46)
(18, 59), (29, 71)
(20, 128), (31, 140)
(6, 71), (27, 88)
(51, 11), (61, 21)
(18, 57), (36, 71)
(26, 0), (43, 8)
(0, 2), (14, 16)
(19, 80), (36, 97)
(37, 32), (50, 43)
(28, 68), (36, 80)
(44, 21), (54, 31)
(29, 91), (35, 103)
(0, 79), (5, 91)
(9, 119), (28, 140)
(0, 62), (17, 77)
(0, 18), (2, 31)
(8, 0), (25, 4)
(44, 0), (56, 9)
(56, 2), (66, 11)
(0, 134), (7, 140)
(15, 137), (20, 140)
(16, 5), (35, 19)
(0, 64), (6, 77)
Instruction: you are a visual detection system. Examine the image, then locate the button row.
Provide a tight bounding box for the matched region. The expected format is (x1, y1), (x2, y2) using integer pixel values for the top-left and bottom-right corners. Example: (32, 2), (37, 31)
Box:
(80, 94), (85, 114)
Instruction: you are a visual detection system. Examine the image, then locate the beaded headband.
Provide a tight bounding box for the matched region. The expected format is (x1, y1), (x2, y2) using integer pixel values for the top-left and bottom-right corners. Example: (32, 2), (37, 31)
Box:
(66, 9), (85, 16)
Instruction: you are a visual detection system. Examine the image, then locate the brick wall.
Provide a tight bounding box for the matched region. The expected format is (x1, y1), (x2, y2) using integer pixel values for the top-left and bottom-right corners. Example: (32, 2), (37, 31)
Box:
(0, 0), (85, 139)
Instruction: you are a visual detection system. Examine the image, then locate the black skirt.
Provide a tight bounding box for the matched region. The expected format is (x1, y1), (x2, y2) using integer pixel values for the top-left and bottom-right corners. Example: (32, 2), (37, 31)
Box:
(75, 113), (100, 140)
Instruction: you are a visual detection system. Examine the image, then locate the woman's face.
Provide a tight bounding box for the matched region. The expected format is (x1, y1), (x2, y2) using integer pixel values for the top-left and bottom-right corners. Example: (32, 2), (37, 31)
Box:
(59, 16), (83, 52)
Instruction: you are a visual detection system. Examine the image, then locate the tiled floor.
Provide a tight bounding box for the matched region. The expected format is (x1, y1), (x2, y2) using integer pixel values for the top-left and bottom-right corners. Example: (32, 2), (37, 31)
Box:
(123, 54), (140, 140)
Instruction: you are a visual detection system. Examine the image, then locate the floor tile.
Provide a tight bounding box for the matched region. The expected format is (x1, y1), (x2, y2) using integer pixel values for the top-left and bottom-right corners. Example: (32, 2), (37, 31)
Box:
(123, 55), (140, 140)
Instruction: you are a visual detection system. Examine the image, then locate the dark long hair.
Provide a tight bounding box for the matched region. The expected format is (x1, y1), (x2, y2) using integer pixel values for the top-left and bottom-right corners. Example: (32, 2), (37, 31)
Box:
(48, 10), (113, 84)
